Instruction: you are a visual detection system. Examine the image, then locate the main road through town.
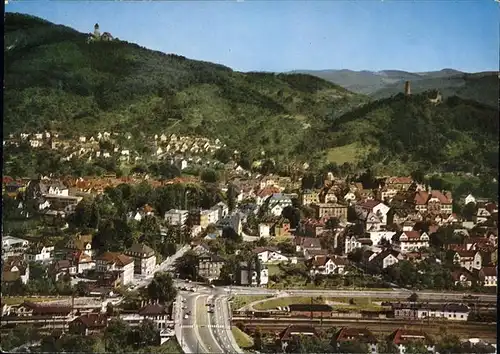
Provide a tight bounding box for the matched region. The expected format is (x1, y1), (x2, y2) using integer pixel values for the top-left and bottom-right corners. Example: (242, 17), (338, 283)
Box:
(175, 291), (244, 354)
(131, 244), (191, 288)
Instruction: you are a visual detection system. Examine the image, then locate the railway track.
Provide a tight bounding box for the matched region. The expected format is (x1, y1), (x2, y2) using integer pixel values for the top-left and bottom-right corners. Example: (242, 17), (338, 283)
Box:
(232, 316), (495, 327)
(233, 318), (497, 340)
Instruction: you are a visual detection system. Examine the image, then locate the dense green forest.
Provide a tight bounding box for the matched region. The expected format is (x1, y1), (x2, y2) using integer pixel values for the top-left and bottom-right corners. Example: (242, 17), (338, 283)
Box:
(3, 13), (499, 178)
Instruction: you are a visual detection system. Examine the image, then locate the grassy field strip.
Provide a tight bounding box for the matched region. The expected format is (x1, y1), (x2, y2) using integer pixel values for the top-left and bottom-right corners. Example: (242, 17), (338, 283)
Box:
(231, 326), (254, 349)
(230, 295), (271, 310)
(251, 296), (395, 311)
(253, 296), (326, 310)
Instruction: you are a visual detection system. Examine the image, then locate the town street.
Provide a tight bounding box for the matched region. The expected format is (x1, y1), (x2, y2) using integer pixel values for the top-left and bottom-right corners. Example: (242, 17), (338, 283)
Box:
(131, 244), (190, 288)
(175, 291), (244, 354)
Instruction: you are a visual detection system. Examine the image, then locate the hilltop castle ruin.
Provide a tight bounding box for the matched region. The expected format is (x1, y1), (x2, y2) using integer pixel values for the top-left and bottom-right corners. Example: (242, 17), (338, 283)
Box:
(87, 23), (114, 43)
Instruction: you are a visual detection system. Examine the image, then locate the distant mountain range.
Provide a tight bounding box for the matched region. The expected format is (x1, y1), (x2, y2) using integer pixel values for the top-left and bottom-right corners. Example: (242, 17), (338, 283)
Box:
(290, 69), (499, 107)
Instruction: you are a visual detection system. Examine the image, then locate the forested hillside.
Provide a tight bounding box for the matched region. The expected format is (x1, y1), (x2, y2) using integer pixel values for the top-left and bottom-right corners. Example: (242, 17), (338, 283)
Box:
(3, 13), (498, 178)
(322, 92), (499, 177)
(4, 13), (365, 165)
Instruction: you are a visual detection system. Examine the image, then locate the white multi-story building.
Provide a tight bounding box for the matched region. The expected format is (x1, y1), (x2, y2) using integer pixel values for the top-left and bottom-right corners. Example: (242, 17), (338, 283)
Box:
(2, 236), (30, 259)
(164, 209), (189, 226)
(196, 208), (219, 228)
(210, 202), (229, 221)
(239, 262), (268, 286)
(25, 245), (54, 262)
(125, 243), (157, 276)
(391, 231), (429, 253)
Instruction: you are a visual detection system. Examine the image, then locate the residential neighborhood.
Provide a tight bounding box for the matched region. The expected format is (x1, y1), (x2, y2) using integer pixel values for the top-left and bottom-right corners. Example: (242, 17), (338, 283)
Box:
(3, 168), (498, 295)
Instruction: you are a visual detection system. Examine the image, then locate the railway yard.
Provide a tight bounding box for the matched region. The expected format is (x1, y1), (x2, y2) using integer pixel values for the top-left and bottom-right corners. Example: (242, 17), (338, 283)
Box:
(231, 316), (497, 340)
(229, 296), (498, 343)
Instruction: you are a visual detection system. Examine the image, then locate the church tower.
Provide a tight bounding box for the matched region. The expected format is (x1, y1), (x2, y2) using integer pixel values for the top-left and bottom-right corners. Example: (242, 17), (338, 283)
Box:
(94, 23), (100, 38)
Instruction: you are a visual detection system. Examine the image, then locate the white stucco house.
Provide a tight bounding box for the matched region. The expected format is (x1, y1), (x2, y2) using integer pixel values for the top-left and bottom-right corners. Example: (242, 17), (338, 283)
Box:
(25, 245), (54, 262)
(267, 194), (293, 216)
(254, 247), (289, 264)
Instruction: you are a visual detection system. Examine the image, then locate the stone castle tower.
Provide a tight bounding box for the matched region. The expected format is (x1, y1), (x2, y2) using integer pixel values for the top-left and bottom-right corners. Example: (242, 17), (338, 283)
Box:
(404, 81), (411, 96)
(429, 91), (443, 104)
(94, 23), (100, 37)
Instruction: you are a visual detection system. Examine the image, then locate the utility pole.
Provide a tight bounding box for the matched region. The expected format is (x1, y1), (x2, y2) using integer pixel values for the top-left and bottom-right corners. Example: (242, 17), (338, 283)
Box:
(229, 273), (233, 298)
(310, 296), (313, 320)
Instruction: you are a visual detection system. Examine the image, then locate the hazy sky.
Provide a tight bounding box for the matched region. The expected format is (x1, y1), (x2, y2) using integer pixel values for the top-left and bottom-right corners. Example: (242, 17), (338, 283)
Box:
(7, 0), (499, 73)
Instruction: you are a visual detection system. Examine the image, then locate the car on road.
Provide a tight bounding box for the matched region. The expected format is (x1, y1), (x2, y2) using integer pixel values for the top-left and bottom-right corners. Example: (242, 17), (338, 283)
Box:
(186, 311), (191, 315)
(184, 314), (188, 319)
(210, 284), (215, 288)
